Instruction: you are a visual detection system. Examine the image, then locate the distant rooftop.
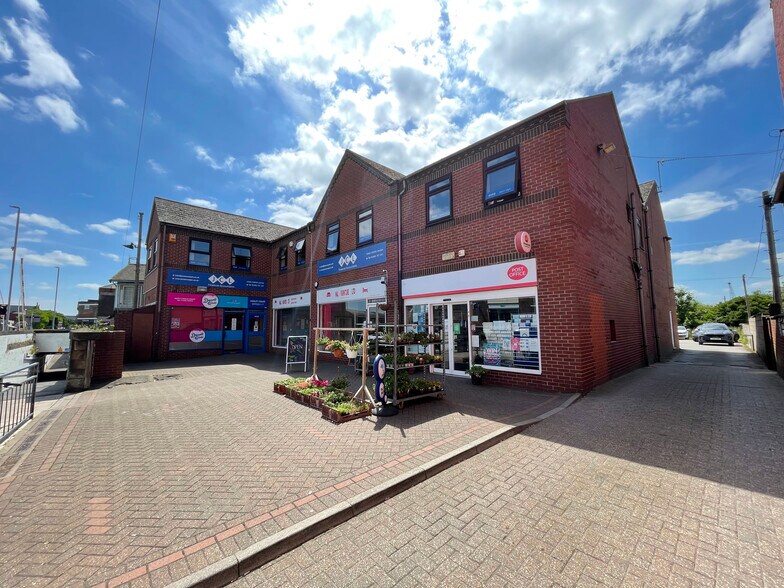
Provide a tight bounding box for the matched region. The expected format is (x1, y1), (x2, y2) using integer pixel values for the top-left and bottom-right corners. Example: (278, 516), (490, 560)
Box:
(109, 263), (146, 283)
(154, 197), (295, 242)
(639, 181), (657, 205)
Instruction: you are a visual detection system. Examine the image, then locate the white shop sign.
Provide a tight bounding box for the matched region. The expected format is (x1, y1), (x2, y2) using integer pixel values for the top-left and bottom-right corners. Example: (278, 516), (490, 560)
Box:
(272, 292), (309, 309)
(317, 278), (386, 304)
(402, 259), (537, 299)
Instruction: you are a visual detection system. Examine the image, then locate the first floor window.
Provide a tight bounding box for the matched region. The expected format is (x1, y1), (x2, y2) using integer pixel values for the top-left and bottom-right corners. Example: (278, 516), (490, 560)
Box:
(326, 222), (339, 255)
(295, 238), (306, 266)
(274, 306), (310, 347)
(426, 177), (452, 224)
(484, 149), (520, 206)
(146, 238), (158, 272)
(471, 297), (539, 371)
(232, 245), (252, 270)
(189, 239), (211, 266)
(357, 208), (373, 245)
(278, 245), (287, 272)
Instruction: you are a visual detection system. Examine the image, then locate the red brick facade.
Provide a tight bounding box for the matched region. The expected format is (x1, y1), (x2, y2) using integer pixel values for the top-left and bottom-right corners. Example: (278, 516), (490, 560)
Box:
(142, 93), (677, 393)
(90, 331), (126, 381)
(773, 0), (784, 100)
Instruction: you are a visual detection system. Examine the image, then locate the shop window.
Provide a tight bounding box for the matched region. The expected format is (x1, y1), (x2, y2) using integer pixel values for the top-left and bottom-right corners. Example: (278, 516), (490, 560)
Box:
(146, 238), (158, 273)
(357, 208), (373, 245)
(278, 245), (288, 272)
(274, 306), (310, 347)
(321, 300), (385, 341)
(326, 222), (340, 255)
(168, 307), (222, 351)
(295, 238), (306, 266)
(471, 297), (540, 372)
(189, 239), (211, 267)
(483, 149), (520, 207)
(610, 320), (617, 341)
(232, 245), (252, 270)
(427, 176), (452, 224)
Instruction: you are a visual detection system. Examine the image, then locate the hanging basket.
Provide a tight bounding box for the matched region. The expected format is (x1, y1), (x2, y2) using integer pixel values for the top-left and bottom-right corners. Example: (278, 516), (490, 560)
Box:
(346, 348), (358, 359)
(332, 349), (345, 358)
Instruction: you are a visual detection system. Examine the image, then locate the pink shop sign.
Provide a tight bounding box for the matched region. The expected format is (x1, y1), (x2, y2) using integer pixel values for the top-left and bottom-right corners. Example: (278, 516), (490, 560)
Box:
(167, 292), (203, 307)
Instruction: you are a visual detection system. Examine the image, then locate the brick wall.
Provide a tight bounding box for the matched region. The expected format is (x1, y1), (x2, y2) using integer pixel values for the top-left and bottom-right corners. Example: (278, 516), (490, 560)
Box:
(773, 0), (784, 100)
(92, 331), (126, 380)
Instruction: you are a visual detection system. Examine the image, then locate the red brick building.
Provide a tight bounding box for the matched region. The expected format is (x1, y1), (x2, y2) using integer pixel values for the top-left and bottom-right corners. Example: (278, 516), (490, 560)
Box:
(772, 0), (784, 99)
(135, 92), (677, 393)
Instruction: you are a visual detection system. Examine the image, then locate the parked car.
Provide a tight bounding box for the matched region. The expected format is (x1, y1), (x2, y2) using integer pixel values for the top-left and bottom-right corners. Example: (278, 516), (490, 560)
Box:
(677, 325), (688, 339)
(697, 323), (734, 346)
(691, 325), (703, 341)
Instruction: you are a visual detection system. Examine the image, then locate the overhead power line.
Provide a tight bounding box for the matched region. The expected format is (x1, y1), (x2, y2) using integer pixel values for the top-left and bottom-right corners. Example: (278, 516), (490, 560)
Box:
(631, 149), (778, 161)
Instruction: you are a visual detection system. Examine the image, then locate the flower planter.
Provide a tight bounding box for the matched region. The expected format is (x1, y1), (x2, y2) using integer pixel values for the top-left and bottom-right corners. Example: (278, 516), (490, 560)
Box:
(308, 394), (324, 409)
(273, 383), (287, 394)
(317, 344), (327, 352)
(470, 374), (484, 385)
(345, 349), (358, 359)
(332, 349), (345, 359)
(321, 403), (372, 424)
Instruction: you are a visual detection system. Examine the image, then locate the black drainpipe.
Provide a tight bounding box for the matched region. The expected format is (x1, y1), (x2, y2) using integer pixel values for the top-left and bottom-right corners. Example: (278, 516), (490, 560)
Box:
(643, 204), (661, 362)
(628, 193), (649, 367)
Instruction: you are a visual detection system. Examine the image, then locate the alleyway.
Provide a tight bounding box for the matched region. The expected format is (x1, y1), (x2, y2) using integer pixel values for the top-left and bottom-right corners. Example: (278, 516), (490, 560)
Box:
(238, 341), (784, 587)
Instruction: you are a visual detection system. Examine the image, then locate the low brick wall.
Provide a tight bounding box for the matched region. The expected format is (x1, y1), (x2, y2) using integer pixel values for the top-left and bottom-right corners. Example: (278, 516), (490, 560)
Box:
(93, 331), (126, 380)
(67, 331), (125, 391)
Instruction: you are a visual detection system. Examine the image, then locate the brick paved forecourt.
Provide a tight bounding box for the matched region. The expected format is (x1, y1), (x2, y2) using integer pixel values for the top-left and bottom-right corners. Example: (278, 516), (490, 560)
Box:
(0, 355), (570, 587)
(233, 341), (784, 588)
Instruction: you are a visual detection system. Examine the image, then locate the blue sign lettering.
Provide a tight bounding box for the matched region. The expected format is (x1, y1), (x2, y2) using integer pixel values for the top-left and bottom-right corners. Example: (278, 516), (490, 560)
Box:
(317, 241), (387, 277)
(218, 295), (247, 309)
(248, 297), (268, 310)
(167, 269), (267, 291)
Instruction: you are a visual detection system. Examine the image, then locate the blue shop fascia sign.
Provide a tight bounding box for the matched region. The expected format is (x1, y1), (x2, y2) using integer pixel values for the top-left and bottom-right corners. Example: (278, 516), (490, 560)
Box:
(317, 241), (387, 277)
(167, 269), (267, 291)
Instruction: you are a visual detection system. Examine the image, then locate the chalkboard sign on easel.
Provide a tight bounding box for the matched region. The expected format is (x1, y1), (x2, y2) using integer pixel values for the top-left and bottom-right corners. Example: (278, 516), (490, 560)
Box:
(285, 335), (308, 373)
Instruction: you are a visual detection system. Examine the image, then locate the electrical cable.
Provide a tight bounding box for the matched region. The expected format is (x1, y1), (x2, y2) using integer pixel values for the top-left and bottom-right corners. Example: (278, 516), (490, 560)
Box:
(122, 0), (163, 247)
(630, 149), (778, 161)
(749, 216), (765, 278)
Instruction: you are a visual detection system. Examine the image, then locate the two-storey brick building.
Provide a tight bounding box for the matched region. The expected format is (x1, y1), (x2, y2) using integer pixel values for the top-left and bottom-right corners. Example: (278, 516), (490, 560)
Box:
(132, 92), (677, 393)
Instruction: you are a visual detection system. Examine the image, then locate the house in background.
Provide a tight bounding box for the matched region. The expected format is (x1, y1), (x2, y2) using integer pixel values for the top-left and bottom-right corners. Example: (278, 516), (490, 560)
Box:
(76, 299), (99, 324)
(98, 285), (116, 317)
(109, 262), (146, 311)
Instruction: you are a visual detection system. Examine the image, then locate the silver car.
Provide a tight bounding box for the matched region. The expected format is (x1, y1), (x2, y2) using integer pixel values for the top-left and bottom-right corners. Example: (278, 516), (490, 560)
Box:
(697, 323), (734, 346)
(677, 325), (688, 339)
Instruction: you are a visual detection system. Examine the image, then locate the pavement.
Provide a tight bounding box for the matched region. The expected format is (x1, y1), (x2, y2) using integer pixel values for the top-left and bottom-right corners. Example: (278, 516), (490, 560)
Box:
(0, 353), (570, 588)
(234, 339), (784, 587)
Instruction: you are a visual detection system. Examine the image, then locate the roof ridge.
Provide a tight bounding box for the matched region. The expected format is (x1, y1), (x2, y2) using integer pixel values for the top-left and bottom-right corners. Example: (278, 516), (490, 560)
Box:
(153, 196), (295, 230)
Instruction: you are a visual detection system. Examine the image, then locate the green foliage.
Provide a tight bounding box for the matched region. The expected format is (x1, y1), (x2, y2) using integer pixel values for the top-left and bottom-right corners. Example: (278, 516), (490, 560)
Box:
(25, 308), (70, 328)
(675, 288), (773, 328)
(330, 375), (349, 389)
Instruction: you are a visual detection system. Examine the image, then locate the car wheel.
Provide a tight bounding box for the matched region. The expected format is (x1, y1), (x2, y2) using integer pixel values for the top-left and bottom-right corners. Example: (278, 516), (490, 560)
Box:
(698, 337), (703, 345)
(728, 341), (734, 346)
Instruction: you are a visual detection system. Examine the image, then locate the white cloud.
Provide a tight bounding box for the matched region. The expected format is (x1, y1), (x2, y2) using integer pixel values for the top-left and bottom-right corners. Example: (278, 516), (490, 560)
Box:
(147, 159), (166, 174)
(671, 239), (759, 265)
(14, 249), (87, 267)
(33, 94), (85, 132)
(234, 197), (257, 216)
(184, 198), (218, 210)
(735, 188), (761, 202)
(4, 18), (79, 89)
(76, 283), (103, 289)
(226, 0), (756, 224)
(661, 191), (738, 222)
(101, 252), (121, 262)
(0, 212), (79, 234)
(703, 0), (772, 75)
(14, 0), (47, 21)
(0, 92), (12, 110)
(87, 218), (131, 235)
(0, 32), (13, 62)
(174, 184), (192, 192)
(193, 145), (236, 171)
(37, 281), (53, 290)
(111, 97), (126, 108)
(77, 48), (95, 61)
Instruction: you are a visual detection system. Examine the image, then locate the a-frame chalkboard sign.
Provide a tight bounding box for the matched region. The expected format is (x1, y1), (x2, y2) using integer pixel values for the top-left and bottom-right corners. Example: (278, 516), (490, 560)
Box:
(285, 335), (308, 373)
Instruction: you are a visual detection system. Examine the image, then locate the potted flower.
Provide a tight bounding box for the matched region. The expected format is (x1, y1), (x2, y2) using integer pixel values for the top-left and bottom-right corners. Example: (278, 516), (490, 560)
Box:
(466, 365), (489, 385)
(346, 342), (361, 359)
(328, 339), (347, 358)
(317, 336), (331, 352)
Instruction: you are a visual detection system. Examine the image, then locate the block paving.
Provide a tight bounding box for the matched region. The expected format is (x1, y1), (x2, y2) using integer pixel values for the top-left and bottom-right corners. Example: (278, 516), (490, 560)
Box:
(0, 354), (565, 587)
(238, 341), (784, 587)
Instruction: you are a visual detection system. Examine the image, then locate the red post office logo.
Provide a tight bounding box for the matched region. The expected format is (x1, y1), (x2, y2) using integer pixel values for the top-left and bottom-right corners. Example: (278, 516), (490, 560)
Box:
(507, 264), (529, 280)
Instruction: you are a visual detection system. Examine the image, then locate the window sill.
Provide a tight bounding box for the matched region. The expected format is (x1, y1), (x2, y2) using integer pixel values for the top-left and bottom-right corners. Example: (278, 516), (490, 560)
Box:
(483, 193), (522, 209)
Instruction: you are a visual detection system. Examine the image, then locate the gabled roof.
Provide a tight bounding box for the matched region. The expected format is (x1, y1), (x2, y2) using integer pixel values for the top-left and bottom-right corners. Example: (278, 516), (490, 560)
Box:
(348, 150), (405, 181)
(109, 263), (146, 283)
(639, 181), (657, 205)
(153, 197), (295, 242)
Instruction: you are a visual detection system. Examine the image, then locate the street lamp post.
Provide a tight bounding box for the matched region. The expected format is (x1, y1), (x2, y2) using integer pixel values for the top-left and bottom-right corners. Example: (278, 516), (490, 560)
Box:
(7, 205), (20, 332)
(52, 266), (60, 329)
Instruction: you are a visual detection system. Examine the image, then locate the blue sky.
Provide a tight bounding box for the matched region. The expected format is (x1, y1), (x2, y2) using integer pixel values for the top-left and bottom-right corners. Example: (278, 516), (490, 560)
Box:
(0, 0), (782, 315)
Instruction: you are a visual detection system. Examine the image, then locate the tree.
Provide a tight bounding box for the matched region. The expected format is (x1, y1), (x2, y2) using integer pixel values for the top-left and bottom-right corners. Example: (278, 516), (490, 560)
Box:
(674, 287), (701, 328)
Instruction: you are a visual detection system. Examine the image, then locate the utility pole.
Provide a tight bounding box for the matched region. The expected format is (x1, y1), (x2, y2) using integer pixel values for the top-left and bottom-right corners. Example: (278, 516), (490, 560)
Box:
(52, 266), (60, 329)
(133, 212), (143, 309)
(6, 205), (20, 332)
(742, 274), (752, 323)
(762, 191), (782, 308)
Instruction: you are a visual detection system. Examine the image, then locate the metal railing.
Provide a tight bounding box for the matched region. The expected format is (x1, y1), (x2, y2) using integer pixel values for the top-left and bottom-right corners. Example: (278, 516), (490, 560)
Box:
(0, 363), (38, 444)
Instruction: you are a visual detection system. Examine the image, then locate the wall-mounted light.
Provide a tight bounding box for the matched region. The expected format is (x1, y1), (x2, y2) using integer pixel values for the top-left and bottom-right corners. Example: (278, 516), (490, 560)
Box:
(313, 281), (319, 289)
(597, 142), (616, 154)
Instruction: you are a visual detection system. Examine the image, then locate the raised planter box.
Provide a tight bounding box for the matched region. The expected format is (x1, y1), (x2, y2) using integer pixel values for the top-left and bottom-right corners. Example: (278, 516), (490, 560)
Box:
(321, 403), (372, 424)
(273, 383), (287, 394)
(308, 394), (324, 410)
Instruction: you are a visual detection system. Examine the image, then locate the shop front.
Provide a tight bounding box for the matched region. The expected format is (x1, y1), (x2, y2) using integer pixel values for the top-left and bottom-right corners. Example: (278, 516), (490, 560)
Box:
(167, 292), (268, 354)
(402, 259), (540, 376)
(317, 277), (387, 337)
(272, 292), (310, 348)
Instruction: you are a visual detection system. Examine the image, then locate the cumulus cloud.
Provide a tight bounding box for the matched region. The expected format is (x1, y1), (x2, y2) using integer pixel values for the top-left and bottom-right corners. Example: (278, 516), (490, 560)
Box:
(111, 97), (126, 108)
(87, 218), (131, 235)
(234, 197), (257, 216)
(193, 145), (236, 171)
(24, 250), (87, 267)
(4, 18), (79, 89)
(14, 0), (47, 21)
(100, 252), (121, 262)
(147, 159), (166, 174)
(661, 192), (738, 222)
(33, 94), (85, 132)
(184, 198), (218, 210)
(0, 212), (79, 234)
(671, 239), (759, 265)
(226, 0), (764, 224)
(76, 283), (103, 289)
(0, 92), (12, 110)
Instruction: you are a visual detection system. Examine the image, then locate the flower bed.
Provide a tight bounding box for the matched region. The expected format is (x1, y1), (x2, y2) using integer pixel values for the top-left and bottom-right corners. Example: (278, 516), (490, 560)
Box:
(319, 389), (371, 423)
